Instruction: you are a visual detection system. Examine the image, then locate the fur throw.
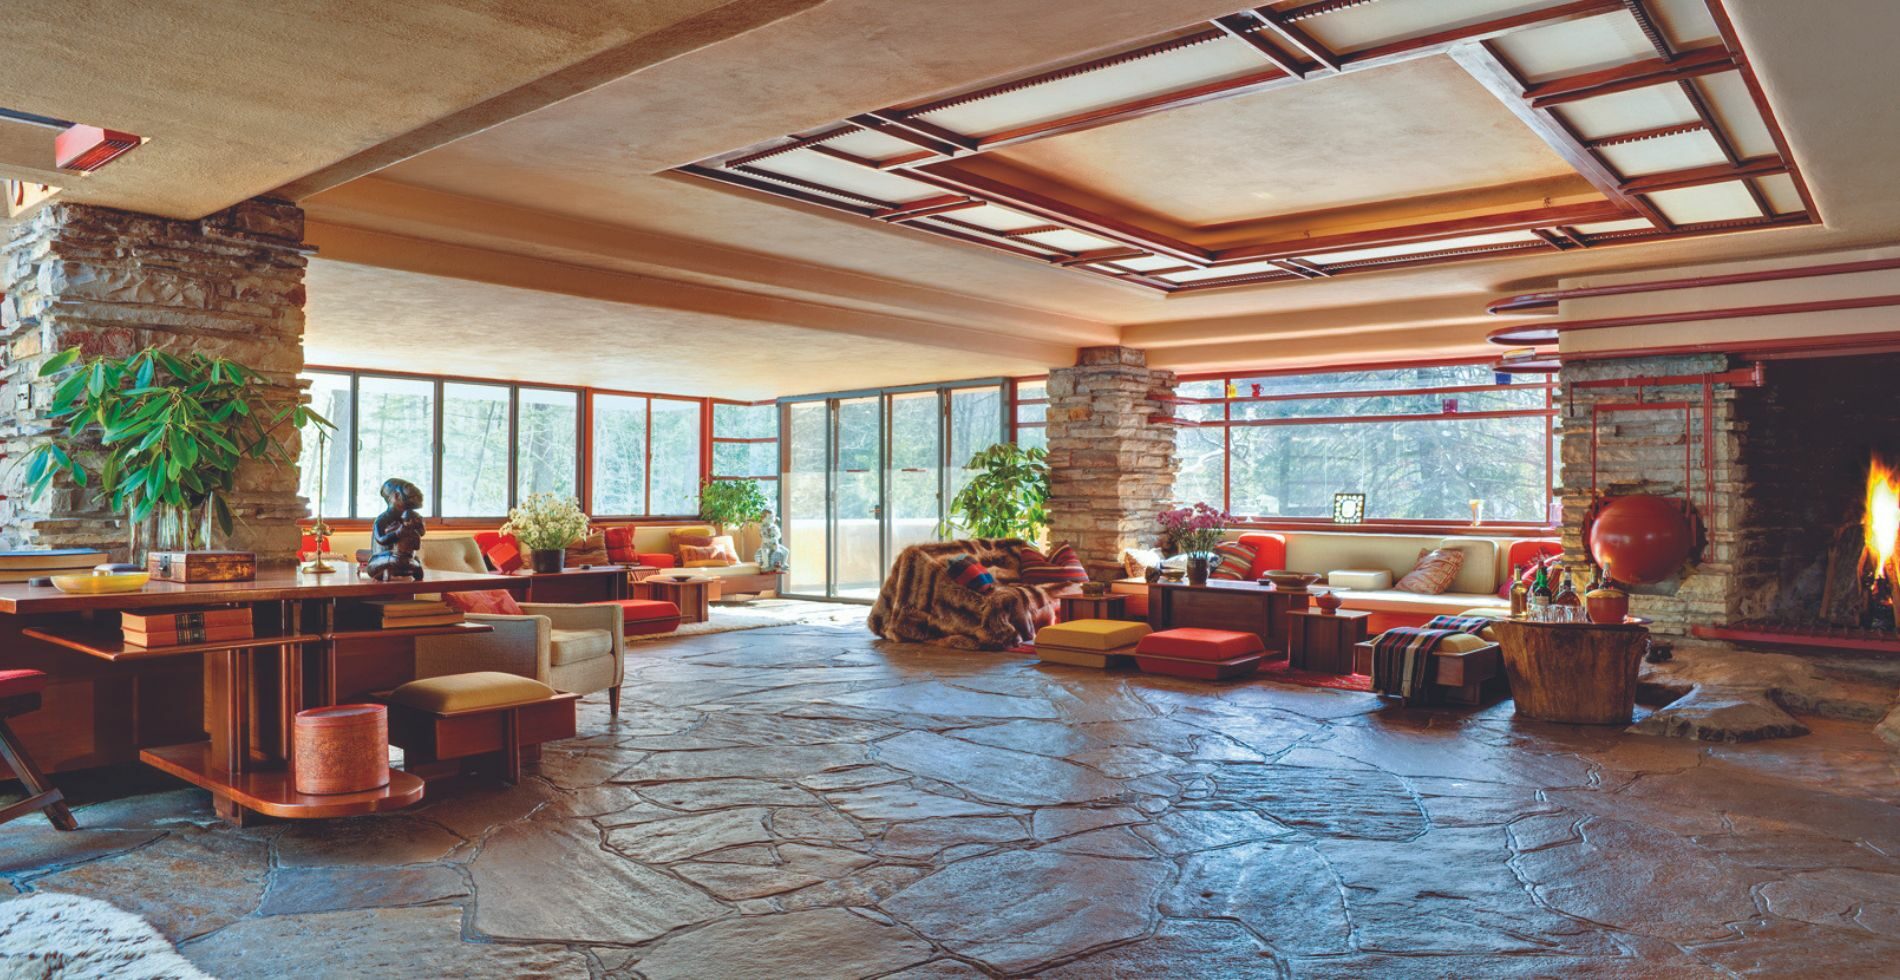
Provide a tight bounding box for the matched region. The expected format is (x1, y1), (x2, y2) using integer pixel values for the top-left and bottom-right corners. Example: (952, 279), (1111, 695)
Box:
(868, 539), (1067, 650)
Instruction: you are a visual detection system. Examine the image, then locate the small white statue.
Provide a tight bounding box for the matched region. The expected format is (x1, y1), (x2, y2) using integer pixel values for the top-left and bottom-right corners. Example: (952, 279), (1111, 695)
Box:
(755, 508), (789, 573)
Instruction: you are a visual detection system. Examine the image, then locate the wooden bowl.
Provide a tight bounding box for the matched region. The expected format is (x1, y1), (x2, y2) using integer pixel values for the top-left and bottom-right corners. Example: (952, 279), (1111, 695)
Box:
(1258, 570), (1323, 591)
(50, 571), (151, 594)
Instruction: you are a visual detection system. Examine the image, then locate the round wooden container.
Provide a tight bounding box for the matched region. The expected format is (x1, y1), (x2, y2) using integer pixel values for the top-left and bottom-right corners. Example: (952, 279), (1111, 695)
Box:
(293, 704), (390, 795)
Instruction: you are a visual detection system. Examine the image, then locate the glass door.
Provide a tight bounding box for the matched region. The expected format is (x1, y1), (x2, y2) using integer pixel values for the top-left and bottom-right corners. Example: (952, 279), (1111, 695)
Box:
(783, 401), (829, 597)
(832, 396), (884, 599)
(886, 391), (944, 561)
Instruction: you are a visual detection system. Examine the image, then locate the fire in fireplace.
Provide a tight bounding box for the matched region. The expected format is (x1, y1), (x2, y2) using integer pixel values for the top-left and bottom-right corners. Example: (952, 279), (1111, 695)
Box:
(1864, 454), (1899, 632)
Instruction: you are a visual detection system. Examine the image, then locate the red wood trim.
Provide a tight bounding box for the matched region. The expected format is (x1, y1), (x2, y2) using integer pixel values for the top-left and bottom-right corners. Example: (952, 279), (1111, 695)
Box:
(970, 69), (1293, 150)
(731, 164), (894, 210)
(675, 164), (879, 217)
(1525, 44), (1736, 108)
(805, 143), (886, 170)
(855, 111), (978, 153)
(908, 218), (1079, 263)
(1212, 199), (1627, 265)
(1337, 0), (1624, 69)
(1705, 0), (1819, 218)
(1174, 380), (1553, 405)
(1197, 408), (1556, 428)
(1450, 43), (1670, 229)
(895, 28), (1226, 116)
(1619, 155), (1785, 195)
(1583, 121), (1708, 149)
(1519, 294), (1900, 337)
(1055, 247), (1150, 267)
(1561, 329), (1900, 364)
(721, 125), (858, 168)
(1621, 0), (1674, 60)
(1175, 353), (1506, 383)
(1000, 224), (1067, 238)
(1251, 5), (1340, 72)
(710, 436), (779, 444)
(1234, 518), (1560, 538)
(873, 196), (981, 221)
(910, 161), (1211, 263)
(1213, 14), (1307, 78)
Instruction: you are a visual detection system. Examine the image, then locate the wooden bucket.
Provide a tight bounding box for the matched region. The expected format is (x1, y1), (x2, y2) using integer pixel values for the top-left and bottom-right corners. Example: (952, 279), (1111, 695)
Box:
(293, 704), (390, 795)
(1494, 619), (1649, 725)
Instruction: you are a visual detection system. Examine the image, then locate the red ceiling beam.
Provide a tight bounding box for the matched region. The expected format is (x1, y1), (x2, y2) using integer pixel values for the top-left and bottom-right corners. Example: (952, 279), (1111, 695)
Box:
(1621, 0), (1675, 60)
(1451, 42), (1674, 230)
(1525, 44), (1736, 108)
(1212, 200), (1629, 265)
(908, 160), (1212, 264)
(1249, 6), (1340, 72)
(1582, 120), (1708, 148)
(675, 164), (879, 217)
(1619, 155), (1786, 195)
(872, 196), (983, 221)
(1337, 0), (1624, 69)
(1212, 14), (1309, 78)
(721, 125), (857, 169)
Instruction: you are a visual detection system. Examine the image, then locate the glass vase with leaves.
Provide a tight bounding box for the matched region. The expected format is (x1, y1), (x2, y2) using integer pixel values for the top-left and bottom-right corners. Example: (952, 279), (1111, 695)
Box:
(698, 478), (769, 534)
(20, 347), (331, 557)
(944, 443), (1050, 540)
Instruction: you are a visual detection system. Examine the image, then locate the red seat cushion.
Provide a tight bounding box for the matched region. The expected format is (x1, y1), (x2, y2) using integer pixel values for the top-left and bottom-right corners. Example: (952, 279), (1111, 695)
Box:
(1137, 628), (1263, 661)
(443, 589), (524, 616)
(0, 669), (48, 698)
(606, 598), (680, 637)
(636, 553), (679, 569)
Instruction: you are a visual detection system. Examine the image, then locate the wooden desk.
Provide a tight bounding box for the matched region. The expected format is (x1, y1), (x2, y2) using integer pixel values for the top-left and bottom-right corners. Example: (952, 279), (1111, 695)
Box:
(0, 566), (608, 826)
(1147, 579), (1308, 649)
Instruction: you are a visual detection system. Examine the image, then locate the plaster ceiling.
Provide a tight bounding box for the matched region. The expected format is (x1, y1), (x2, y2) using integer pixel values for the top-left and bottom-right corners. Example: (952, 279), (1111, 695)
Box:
(9, 0), (1900, 394)
(985, 57), (1581, 229)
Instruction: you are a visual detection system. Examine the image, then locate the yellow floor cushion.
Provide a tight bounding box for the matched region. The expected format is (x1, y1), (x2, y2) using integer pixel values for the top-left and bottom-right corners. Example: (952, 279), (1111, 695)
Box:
(391, 671), (555, 713)
(548, 628), (614, 666)
(1430, 632), (1493, 653)
(1038, 619), (1153, 651)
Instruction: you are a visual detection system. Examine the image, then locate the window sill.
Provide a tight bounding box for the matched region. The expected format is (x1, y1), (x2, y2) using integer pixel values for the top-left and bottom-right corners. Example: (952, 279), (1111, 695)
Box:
(1232, 519), (1560, 538)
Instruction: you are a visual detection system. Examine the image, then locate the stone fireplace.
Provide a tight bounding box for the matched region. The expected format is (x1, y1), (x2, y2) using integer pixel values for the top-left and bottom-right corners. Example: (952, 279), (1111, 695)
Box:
(1559, 351), (1900, 651)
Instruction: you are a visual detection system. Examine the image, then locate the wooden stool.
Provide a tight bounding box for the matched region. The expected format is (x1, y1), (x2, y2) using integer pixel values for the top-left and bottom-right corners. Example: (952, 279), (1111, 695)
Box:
(0, 670), (77, 831)
(384, 672), (578, 785)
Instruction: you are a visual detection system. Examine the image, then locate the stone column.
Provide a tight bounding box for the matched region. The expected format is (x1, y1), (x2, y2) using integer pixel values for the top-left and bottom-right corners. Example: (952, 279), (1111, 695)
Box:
(1045, 346), (1177, 581)
(0, 199), (310, 561)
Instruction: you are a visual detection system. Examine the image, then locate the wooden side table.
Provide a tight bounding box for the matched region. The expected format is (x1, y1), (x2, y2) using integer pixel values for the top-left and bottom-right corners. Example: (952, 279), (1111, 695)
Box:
(1059, 593), (1128, 622)
(639, 577), (716, 625)
(1286, 608), (1371, 673)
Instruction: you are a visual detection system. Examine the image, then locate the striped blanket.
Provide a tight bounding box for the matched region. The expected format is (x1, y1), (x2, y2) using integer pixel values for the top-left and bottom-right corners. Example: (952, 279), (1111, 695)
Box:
(1370, 616), (1494, 701)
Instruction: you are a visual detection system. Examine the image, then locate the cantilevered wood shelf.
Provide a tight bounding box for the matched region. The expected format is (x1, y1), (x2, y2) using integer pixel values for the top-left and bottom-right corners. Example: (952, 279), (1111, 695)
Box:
(140, 741), (425, 820)
(21, 627), (321, 662)
(323, 622), (494, 643)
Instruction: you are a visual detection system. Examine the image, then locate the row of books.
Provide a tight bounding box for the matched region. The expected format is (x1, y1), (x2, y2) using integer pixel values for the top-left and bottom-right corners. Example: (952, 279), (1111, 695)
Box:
(120, 599), (465, 649)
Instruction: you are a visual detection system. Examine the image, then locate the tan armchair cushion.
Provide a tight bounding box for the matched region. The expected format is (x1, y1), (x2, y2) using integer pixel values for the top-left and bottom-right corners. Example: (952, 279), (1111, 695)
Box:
(547, 627), (614, 666)
(390, 671), (555, 713)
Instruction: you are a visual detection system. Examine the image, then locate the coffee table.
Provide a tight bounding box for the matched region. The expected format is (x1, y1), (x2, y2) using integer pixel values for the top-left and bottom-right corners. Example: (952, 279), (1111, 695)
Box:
(638, 576), (717, 624)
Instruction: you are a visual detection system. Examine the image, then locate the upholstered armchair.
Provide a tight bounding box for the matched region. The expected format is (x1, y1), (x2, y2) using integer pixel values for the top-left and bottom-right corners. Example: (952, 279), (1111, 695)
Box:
(415, 601), (625, 715)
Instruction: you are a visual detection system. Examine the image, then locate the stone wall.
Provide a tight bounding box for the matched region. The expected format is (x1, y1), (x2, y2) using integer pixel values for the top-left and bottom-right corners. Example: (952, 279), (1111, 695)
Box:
(1045, 346), (1176, 581)
(1557, 354), (1744, 634)
(0, 200), (310, 561)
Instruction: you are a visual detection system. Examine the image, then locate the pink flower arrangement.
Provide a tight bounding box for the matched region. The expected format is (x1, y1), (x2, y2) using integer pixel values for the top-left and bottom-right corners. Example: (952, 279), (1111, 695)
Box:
(1158, 502), (1232, 557)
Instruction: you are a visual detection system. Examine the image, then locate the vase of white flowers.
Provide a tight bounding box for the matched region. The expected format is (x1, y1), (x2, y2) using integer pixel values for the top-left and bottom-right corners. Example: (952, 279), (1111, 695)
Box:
(501, 493), (590, 574)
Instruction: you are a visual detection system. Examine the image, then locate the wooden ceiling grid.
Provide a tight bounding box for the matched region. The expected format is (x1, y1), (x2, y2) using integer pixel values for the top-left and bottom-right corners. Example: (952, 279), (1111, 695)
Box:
(678, 0), (1815, 294)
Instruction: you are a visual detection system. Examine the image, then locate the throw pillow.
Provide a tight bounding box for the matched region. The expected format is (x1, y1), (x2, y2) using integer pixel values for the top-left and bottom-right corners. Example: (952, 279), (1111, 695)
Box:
(477, 532), (523, 574)
(669, 525), (718, 557)
(1210, 538), (1258, 580)
(945, 554), (996, 594)
(1019, 543), (1089, 584)
(565, 529), (609, 566)
(442, 589), (523, 616)
(1396, 548), (1466, 595)
(681, 543), (738, 567)
(602, 525), (639, 565)
(1121, 548), (1163, 579)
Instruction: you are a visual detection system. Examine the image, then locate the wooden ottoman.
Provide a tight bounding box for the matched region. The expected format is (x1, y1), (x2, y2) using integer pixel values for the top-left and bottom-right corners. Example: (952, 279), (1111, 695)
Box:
(1035, 619), (1152, 669)
(1352, 634), (1504, 706)
(1135, 628), (1266, 681)
(385, 672), (579, 784)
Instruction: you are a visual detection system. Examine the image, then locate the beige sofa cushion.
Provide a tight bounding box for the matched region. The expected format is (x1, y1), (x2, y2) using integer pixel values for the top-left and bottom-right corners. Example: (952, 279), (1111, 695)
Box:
(1328, 569), (1392, 590)
(547, 627), (615, 667)
(1280, 532), (1500, 595)
(1433, 537), (1501, 595)
(1334, 588), (1508, 616)
(326, 532), (486, 573)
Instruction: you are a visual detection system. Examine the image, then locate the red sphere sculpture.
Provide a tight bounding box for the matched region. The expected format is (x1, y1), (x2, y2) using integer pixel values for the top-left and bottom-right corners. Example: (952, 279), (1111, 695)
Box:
(1587, 494), (1698, 585)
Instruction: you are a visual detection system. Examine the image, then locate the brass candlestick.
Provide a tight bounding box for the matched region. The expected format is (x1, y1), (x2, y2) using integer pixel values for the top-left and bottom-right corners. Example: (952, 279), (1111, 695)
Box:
(300, 430), (336, 575)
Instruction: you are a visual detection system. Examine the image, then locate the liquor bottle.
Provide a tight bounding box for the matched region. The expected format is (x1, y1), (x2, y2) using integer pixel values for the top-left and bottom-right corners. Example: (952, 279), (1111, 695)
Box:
(1586, 563), (1604, 593)
(1509, 563), (1529, 618)
(1530, 566), (1553, 621)
(1554, 569), (1582, 621)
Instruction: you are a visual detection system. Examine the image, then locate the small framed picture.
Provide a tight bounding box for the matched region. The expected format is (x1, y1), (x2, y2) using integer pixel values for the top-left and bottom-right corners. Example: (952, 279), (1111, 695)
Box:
(1332, 492), (1366, 524)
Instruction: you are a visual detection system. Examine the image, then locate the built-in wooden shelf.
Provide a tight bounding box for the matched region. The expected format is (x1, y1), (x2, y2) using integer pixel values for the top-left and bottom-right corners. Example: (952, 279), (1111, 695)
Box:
(141, 741), (425, 820)
(324, 622), (493, 643)
(20, 627), (320, 662)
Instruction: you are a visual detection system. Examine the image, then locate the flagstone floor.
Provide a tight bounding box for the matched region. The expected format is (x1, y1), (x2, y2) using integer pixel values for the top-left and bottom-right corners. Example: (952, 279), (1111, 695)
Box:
(3, 619), (1898, 978)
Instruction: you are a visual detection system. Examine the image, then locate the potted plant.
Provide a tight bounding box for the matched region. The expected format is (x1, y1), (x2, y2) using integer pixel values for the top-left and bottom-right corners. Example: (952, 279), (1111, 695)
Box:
(699, 478), (770, 535)
(1158, 502), (1231, 586)
(20, 346), (331, 556)
(944, 443), (1049, 540)
(501, 493), (590, 573)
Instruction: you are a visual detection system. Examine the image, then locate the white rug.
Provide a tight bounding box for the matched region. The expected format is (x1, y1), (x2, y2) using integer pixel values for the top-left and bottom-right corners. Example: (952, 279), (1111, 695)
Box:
(629, 599), (866, 642)
(0, 892), (209, 979)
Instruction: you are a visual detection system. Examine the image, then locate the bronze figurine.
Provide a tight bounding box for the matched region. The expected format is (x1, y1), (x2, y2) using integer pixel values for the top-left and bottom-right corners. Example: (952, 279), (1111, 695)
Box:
(367, 478), (426, 581)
